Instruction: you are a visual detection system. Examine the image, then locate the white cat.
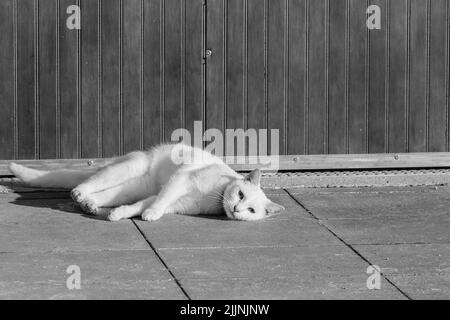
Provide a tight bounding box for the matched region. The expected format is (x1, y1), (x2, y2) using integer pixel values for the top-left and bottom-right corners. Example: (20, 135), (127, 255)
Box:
(8, 144), (284, 222)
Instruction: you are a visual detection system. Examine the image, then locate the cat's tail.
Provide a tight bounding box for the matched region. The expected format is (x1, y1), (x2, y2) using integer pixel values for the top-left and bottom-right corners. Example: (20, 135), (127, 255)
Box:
(8, 163), (100, 189)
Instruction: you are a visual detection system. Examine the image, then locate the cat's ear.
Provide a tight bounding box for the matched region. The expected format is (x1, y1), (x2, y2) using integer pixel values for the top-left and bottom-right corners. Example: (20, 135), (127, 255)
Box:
(265, 201), (285, 217)
(245, 169), (261, 186)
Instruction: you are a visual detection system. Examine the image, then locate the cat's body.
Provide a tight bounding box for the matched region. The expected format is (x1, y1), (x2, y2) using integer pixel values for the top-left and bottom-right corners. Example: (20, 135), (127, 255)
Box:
(9, 144), (284, 221)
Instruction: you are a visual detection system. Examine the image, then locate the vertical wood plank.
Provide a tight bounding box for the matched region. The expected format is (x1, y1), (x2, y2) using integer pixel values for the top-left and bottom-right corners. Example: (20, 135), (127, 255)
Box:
(308, 0), (326, 154)
(81, 0), (100, 158)
(368, 0), (386, 153)
(388, 0), (407, 153)
(81, 0), (101, 158)
(0, 0), (15, 160)
(408, 0), (427, 152)
(38, 0), (57, 159)
(428, 0), (447, 152)
(328, 0), (346, 154)
(267, 0), (286, 155)
(122, 0), (141, 152)
(17, 0), (36, 159)
(101, 0), (120, 157)
(226, 0), (244, 129)
(59, 0), (79, 158)
(206, 0), (225, 151)
(348, 0), (366, 153)
(164, 0), (182, 142)
(143, 0), (162, 148)
(287, 0), (306, 155)
(185, 0), (203, 140)
(247, 0), (266, 137)
(226, 0), (245, 155)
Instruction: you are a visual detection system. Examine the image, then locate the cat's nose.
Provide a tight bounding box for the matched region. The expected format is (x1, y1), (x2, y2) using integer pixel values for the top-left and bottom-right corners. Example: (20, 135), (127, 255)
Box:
(233, 205), (238, 212)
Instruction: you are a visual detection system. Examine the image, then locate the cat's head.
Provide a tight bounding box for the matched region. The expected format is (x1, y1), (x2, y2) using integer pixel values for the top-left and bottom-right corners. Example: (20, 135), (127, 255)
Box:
(222, 169), (285, 221)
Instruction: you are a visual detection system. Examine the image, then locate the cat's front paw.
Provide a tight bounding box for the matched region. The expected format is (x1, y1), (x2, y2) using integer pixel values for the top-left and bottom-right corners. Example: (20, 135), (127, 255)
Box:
(141, 209), (164, 221)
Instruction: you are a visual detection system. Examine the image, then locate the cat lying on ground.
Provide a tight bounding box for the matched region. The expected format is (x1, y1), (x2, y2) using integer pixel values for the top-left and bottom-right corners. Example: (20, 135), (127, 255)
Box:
(9, 143), (284, 222)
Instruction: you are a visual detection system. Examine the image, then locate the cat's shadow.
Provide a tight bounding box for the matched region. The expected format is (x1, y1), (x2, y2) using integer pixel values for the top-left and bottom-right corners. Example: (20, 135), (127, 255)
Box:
(10, 193), (229, 221)
(10, 192), (106, 220)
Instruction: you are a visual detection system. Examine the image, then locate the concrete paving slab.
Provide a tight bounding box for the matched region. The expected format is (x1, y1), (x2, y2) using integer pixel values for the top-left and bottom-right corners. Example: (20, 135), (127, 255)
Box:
(287, 186), (450, 220)
(135, 193), (340, 249)
(353, 244), (450, 299)
(0, 250), (185, 299)
(181, 277), (405, 300)
(135, 216), (341, 249)
(157, 246), (366, 280)
(321, 215), (450, 245)
(157, 246), (405, 299)
(0, 198), (149, 253)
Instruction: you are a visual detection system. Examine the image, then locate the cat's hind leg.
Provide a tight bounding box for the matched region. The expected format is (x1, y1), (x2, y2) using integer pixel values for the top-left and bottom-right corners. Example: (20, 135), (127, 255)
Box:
(71, 151), (150, 209)
(79, 175), (154, 215)
(108, 196), (156, 221)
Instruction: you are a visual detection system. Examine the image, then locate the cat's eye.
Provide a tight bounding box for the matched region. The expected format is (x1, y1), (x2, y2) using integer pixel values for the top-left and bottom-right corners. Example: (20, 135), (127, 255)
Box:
(248, 207), (255, 214)
(238, 190), (244, 200)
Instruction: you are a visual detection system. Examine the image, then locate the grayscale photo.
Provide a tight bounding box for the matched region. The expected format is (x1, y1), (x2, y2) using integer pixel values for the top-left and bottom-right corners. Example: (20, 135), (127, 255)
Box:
(0, 0), (448, 306)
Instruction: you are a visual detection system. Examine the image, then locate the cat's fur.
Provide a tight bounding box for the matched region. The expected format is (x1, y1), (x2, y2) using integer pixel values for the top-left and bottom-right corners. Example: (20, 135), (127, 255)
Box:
(9, 144), (284, 221)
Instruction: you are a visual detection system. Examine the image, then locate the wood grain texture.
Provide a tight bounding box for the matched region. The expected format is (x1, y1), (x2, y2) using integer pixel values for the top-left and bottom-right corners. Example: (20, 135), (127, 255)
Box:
(348, 0), (367, 154)
(0, 0), (15, 160)
(408, 0), (427, 152)
(246, 0), (266, 158)
(38, 0), (57, 159)
(184, 0), (204, 140)
(307, 0), (326, 154)
(16, 0), (36, 159)
(59, 0), (79, 159)
(287, 0), (306, 155)
(388, 0), (407, 153)
(368, 0), (387, 153)
(328, 0), (347, 154)
(267, 0), (286, 155)
(1, 0), (448, 166)
(206, 0), (225, 153)
(81, 0), (100, 158)
(122, 0), (141, 153)
(164, 0), (182, 141)
(101, 0), (120, 157)
(225, 0), (244, 156)
(143, 0), (162, 148)
(226, 0), (244, 131)
(428, 0), (447, 152)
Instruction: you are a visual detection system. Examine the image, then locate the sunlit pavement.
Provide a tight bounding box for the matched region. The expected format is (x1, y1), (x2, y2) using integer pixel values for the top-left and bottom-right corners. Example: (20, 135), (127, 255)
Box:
(0, 185), (448, 299)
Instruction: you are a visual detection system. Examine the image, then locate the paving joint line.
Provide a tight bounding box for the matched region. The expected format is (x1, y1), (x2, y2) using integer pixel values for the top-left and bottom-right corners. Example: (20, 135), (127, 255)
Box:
(283, 188), (413, 300)
(131, 219), (191, 300)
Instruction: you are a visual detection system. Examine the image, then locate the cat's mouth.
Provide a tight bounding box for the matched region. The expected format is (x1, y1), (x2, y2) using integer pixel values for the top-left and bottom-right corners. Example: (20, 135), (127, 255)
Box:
(223, 204), (236, 220)
(226, 210), (236, 220)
